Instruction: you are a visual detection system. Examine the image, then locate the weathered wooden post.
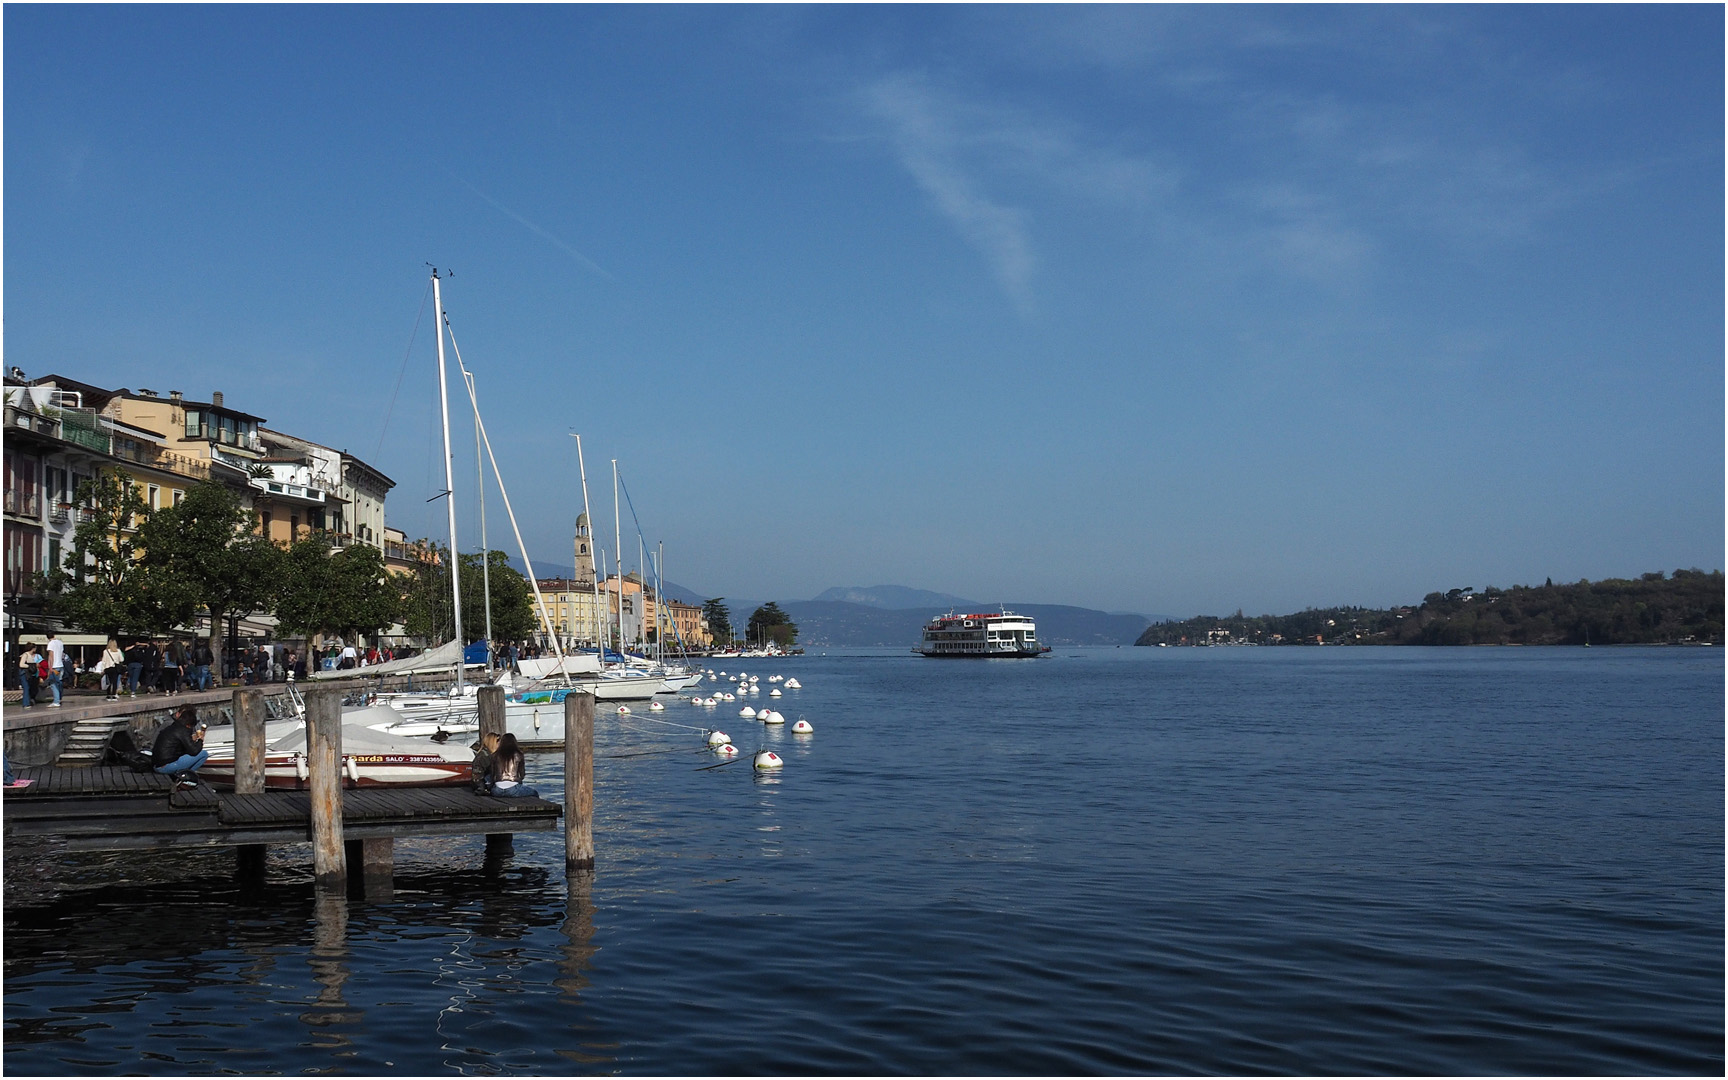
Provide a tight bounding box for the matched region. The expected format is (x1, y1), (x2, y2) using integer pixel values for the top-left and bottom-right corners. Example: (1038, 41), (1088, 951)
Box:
(233, 688), (268, 879)
(306, 685), (346, 891)
(565, 690), (594, 869)
(479, 685), (511, 859)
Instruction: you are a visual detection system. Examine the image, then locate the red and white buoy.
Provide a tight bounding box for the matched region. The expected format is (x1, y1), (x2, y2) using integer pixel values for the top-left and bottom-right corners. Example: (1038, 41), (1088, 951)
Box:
(791, 718), (814, 734)
(753, 750), (782, 770)
(707, 730), (731, 746)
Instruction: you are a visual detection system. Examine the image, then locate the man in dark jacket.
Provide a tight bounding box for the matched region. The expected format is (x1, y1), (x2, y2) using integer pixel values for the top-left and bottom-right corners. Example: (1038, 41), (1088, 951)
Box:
(151, 705), (208, 784)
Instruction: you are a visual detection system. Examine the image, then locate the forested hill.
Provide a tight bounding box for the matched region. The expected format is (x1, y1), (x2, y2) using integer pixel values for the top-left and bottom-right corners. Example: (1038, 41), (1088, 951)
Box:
(1134, 571), (1724, 647)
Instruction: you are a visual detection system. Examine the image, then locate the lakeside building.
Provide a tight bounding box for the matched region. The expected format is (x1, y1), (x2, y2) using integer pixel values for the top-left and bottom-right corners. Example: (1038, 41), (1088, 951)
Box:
(533, 578), (606, 649)
(1, 369), (402, 663)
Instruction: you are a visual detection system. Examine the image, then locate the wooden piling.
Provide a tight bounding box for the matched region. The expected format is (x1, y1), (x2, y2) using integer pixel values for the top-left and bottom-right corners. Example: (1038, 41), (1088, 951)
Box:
(232, 688), (268, 879)
(478, 684), (506, 743)
(305, 686), (346, 891)
(347, 837), (394, 900)
(478, 685), (511, 857)
(565, 691), (594, 869)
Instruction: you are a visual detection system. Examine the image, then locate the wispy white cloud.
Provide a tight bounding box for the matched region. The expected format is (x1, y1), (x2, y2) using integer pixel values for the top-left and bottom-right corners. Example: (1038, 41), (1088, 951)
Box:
(863, 73), (1037, 312)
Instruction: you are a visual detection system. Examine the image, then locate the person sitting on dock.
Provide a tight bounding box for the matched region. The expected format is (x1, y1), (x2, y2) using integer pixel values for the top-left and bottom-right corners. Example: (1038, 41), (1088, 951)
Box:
(151, 705), (208, 786)
(488, 733), (538, 799)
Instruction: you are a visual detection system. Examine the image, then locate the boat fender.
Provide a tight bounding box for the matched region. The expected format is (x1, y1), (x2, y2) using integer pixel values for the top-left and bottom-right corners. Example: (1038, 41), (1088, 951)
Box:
(792, 719), (814, 734)
(344, 756), (361, 785)
(294, 753), (309, 782)
(753, 750), (782, 770)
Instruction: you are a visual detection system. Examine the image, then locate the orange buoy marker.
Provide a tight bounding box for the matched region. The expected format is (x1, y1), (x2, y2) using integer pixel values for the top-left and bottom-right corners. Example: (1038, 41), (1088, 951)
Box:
(754, 750), (782, 770)
(791, 718), (814, 734)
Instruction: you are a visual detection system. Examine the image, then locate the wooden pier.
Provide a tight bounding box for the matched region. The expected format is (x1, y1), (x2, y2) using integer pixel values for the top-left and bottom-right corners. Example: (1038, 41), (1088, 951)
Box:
(3, 685), (596, 892)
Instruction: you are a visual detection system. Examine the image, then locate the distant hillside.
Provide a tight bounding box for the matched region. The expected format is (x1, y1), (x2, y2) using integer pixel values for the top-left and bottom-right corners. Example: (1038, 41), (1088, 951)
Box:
(1135, 570), (1724, 647)
(810, 585), (976, 610)
(782, 599), (1151, 647)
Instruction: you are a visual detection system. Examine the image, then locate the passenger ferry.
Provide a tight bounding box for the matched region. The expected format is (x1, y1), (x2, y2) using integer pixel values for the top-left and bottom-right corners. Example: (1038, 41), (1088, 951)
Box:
(918, 610), (1048, 658)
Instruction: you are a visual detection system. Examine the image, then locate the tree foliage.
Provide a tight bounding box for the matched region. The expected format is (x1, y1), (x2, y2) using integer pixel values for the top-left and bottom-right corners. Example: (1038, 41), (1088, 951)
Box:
(400, 543), (537, 644)
(45, 470), (191, 636)
(748, 601), (799, 647)
(703, 598), (733, 644)
(137, 481), (284, 672)
(1135, 571), (1725, 647)
(275, 534), (400, 642)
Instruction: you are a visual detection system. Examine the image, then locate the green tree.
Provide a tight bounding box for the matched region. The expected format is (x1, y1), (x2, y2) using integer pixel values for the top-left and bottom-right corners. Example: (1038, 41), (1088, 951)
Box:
(702, 598), (733, 644)
(136, 481), (284, 678)
(275, 535), (401, 644)
(399, 543), (537, 645)
(460, 550), (538, 643)
(747, 601), (799, 648)
(44, 470), (192, 636)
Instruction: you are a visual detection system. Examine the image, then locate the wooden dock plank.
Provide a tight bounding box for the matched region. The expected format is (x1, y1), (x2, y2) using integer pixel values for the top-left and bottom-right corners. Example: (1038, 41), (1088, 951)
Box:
(5, 764), (558, 853)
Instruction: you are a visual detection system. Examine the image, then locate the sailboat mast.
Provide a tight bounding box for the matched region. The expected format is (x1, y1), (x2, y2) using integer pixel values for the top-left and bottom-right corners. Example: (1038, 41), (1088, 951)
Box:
(469, 370), (493, 666)
(432, 270), (465, 696)
(574, 435), (604, 653)
(612, 460), (625, 653)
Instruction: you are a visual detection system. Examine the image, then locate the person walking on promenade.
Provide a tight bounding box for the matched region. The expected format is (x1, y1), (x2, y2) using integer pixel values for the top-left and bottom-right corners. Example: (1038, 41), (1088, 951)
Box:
(151, 705), (208, 786)
(124, 640), (146, 695)
(161, 639), (184, 696)
(190, 639), (213, 691)
(17, 643), (43, 707)
(141, 642), (161, 695)
(99, 638), (125, 700)
(44, 631), (65, 707)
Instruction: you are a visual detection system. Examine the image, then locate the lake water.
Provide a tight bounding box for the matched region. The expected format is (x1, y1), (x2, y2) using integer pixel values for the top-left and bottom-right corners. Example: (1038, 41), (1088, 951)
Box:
(4, 647), (1722, 1074)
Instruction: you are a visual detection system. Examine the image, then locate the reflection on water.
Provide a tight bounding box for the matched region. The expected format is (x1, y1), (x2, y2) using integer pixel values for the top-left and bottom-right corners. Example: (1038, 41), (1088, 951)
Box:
(5, 649), (1723, 1074)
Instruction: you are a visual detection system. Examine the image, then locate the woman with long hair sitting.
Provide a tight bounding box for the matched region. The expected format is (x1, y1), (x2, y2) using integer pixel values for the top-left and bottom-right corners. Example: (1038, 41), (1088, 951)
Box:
(488, 733), (539, 799)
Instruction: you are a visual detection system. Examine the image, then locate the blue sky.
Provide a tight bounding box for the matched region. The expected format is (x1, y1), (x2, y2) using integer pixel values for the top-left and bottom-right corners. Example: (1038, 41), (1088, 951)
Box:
(6, 5), (1721, 618)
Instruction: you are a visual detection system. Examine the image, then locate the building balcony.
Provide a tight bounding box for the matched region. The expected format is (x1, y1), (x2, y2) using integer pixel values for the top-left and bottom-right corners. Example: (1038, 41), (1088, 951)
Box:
(48, 503), (71, 524)
(251, 477), (327, 505)
(5, 404), (58, 437)
(4, 489), (41, 518)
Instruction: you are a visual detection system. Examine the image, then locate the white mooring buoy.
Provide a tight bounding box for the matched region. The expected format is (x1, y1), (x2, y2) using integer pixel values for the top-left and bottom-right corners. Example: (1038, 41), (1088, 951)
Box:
(785, 678), (801, 689)
(649, 700), (665, 711)
(740, 706), (757, 718)
(761, 709), (785, 725)
(791, 718), (814, 734)
(753, 750), (782, 770)
(718, 743), (738, 756)
(769, 688), (782, 697)
(617, 705), (631, 715)
(708, 730), (731, 746)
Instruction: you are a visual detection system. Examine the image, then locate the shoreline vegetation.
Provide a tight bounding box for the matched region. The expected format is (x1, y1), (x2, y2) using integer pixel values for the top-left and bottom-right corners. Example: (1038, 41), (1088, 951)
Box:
(1135, 570), (1724, 647)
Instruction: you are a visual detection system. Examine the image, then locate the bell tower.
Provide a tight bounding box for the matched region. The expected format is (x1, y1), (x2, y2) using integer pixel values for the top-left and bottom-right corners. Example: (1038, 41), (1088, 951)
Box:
(573, 511), (595, 588)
